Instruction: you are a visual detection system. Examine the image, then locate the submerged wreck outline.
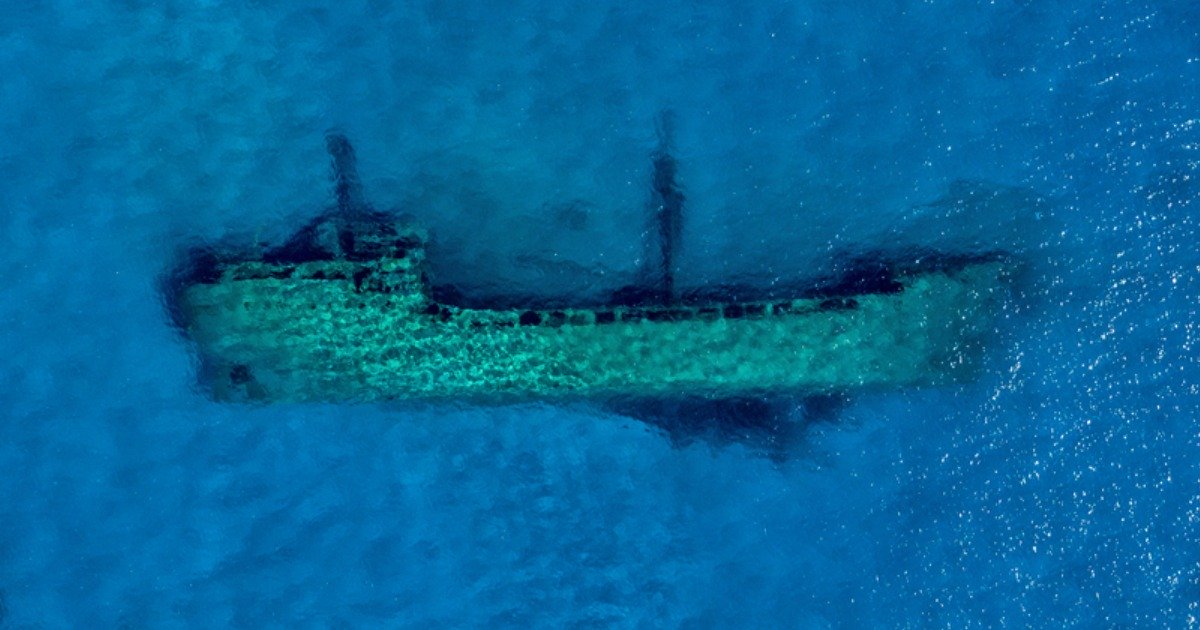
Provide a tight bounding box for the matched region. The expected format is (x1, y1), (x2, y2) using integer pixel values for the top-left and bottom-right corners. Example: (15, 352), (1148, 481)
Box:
(166, 122), (1014, 452)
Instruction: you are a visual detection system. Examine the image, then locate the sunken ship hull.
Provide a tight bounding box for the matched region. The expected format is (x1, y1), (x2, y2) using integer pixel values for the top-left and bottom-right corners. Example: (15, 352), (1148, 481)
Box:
(175, 224), (1012, 404)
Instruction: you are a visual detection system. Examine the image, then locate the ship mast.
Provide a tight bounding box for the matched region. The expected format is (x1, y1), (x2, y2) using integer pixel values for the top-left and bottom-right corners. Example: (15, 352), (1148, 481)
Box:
(650, 110), (684, 305)
(327, 131), (368, 218)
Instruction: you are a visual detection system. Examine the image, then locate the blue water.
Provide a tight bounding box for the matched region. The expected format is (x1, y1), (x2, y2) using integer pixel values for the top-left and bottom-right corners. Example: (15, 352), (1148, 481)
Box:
(2, 1), (1198, 626)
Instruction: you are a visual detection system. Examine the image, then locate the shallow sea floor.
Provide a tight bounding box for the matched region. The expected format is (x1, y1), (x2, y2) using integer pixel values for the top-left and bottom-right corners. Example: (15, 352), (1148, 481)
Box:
(1, 1), (1198, 626)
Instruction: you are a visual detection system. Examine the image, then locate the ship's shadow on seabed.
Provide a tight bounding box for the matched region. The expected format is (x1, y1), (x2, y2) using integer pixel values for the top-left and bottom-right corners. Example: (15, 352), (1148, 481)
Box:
(602, 393), (849, 461)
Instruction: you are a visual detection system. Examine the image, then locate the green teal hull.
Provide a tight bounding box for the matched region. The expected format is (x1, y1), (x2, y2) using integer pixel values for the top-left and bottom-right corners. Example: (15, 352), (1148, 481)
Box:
(176, 225), (1012, 403)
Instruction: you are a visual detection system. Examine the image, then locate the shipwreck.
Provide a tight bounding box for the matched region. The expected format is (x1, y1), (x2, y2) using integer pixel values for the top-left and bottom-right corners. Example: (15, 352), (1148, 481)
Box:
(166, 125), (1013, 415)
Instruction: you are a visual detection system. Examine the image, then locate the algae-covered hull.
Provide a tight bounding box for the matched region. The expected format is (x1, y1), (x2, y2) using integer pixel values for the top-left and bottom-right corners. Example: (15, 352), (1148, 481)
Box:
(175, 223), (1012, 404)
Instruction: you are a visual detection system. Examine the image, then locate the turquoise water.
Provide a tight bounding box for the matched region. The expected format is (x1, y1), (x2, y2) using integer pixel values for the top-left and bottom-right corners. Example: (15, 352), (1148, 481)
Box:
(2, 1), (1198, 626)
